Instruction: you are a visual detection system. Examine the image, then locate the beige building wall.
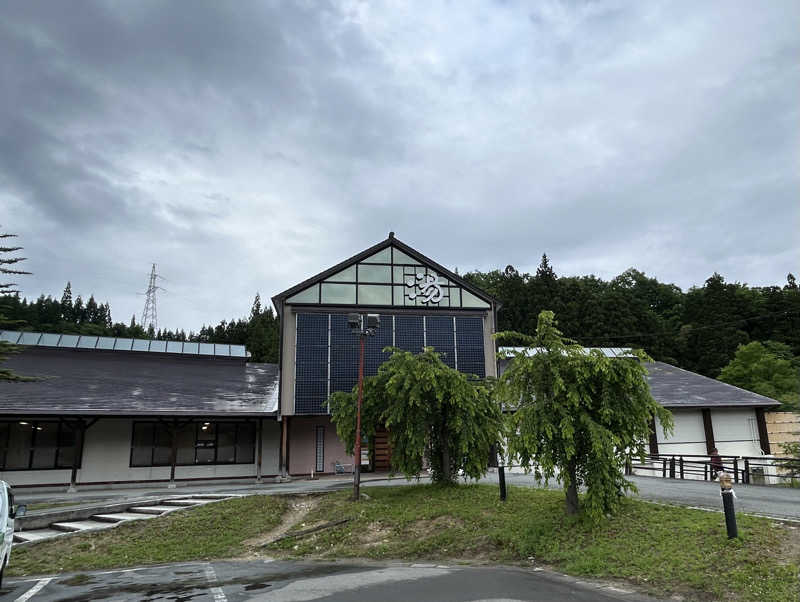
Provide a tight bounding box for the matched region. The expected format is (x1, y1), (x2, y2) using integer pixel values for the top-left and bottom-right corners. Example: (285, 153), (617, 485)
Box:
(289, 416), (353, 475)
(767, 412), (800, 455)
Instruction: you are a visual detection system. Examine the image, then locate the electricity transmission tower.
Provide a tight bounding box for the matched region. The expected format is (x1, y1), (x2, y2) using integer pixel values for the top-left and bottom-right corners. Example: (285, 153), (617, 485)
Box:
(140, 264), (165, 334)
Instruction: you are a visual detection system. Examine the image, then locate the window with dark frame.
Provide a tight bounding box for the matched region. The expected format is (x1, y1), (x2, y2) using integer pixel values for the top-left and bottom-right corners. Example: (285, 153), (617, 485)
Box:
(315, 426), (325, 472)
(129, 421), (256, 467)
(0, 421), (78, 470)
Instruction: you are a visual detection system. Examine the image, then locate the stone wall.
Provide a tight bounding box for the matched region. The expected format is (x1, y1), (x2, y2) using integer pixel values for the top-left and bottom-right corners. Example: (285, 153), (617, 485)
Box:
(766, 411), (800, 455)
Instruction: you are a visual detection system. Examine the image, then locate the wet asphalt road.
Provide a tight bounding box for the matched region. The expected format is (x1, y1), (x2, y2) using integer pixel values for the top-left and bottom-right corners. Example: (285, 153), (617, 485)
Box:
(2, 560), (660, 602)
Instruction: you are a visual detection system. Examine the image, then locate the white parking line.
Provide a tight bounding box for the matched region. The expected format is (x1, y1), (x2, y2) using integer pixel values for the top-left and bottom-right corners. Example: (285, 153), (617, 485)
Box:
(15, 577), (52, 602)
(204, 563), (227, 602)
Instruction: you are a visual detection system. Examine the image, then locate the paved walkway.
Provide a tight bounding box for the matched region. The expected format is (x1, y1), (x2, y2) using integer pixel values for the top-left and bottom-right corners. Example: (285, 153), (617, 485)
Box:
(19, 472), (800, 521)
(3, 559), (661, 601)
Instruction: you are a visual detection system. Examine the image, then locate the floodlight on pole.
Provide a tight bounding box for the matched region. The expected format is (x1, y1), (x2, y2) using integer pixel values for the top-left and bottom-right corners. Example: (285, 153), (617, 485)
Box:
(348, 313), (380, 501)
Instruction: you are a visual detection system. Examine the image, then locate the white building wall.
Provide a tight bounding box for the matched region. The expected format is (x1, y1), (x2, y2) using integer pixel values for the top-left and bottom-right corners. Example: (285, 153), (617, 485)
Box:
(712, 409), (762, 457)
(655, 410), (707, 456)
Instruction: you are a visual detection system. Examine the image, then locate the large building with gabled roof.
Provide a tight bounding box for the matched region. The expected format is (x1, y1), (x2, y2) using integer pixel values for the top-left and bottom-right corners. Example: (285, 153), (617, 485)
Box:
(271, 232), (499, 476)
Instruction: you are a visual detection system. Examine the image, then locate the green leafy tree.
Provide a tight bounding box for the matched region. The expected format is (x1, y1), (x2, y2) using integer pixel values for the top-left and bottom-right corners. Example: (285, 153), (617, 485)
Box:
(776, 442), (800, 486)
(328, 347), (503, 484)
(498, 311), (673, 522)
(718, 341), (799, 410)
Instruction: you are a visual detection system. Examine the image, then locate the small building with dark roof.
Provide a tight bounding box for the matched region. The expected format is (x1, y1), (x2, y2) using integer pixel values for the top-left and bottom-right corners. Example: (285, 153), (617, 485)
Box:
(0, 332), (280, 488)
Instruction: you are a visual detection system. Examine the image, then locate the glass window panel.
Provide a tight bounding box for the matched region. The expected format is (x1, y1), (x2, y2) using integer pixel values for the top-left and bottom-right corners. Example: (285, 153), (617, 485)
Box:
(39, 333), (61, 346)
(19, 332), (42, 345)
(175, 425), (196, 464)
(0, 423), (8, 469)
(31, 423), (58, 468)
(362, 248), (391, 263)
(358, 264), (391, 283)
(0, 331), (20, 344)
(393, 266), (405, 284)
(392, 248), (417, 264)
(321, 283), (356, 304)
(58, 334), (80, 348)
(214, 344), (230, 356)
(153, 424), (172, 465)
(461, 290), (490, 308)
(6, 423), (32, 469)
(77, 336), (98, 349)
(393, 285), (405, 306)
(182, 342), (199, 354)
(217, 423), (236, 463)
(198, 343), (215, 355)
(450, 288), (461, 307)
(324, 265), (356, 282)
(230, 345), (246, 357)
(96, 337), (116, 350)
(131, 423), (154, 466)
(195, 423), (216, 463)
(131, 339), (150, 351)
(114, 338), (133, 351)
(166, 341), (184, 353)
(56, 426), (76, 468)
(236, 423), (255, 463)
(358, 285), (391, 305)
(287, 285), (319, 304)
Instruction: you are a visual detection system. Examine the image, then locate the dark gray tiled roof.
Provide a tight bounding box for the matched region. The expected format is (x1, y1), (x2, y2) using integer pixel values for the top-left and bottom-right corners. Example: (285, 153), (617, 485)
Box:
(645, 361), (779, 408)
(0, 347), (278, 416)
(497, 357), (780, 408)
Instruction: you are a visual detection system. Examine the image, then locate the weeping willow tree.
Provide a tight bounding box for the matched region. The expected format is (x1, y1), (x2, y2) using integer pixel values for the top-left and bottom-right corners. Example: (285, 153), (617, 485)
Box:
(498, 311), (673, 522)
(328, 347), (503, 484)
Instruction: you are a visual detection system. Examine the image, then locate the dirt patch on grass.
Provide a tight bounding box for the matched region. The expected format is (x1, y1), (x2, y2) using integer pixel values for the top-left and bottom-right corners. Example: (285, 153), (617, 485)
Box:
(242, 495), (321, 550)
(358, 521), (393, 547)
(775, 521), (800, 564)
(409, 515), (465, 536)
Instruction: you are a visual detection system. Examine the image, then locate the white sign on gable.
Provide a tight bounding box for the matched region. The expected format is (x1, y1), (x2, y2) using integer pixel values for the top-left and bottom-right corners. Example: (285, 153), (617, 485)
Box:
(406, 273), (443, 304)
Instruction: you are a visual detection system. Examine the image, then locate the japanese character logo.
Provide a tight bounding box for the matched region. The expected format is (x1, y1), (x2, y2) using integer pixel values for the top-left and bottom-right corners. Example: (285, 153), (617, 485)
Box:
(406, 273), (443, 304)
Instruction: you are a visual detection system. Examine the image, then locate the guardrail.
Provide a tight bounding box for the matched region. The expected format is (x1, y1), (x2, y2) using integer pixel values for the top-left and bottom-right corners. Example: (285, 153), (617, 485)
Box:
(628, 453), (796, 485)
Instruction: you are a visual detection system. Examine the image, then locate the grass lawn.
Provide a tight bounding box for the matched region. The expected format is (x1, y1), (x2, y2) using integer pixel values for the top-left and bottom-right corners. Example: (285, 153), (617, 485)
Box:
(266, 485), (799, 602)
(9, 485), (798, 601)
(9, 495), (287, 577)
(25, 501), (87, 512)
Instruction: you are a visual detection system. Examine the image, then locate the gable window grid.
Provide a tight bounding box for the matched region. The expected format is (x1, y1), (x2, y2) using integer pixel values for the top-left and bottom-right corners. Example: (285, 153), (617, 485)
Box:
(0, 421), (77, 471)
(129, 421), (256, 467)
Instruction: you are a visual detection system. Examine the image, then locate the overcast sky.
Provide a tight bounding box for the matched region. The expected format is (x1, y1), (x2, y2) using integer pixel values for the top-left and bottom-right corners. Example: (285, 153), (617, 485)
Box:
(1, 1), (798, 332)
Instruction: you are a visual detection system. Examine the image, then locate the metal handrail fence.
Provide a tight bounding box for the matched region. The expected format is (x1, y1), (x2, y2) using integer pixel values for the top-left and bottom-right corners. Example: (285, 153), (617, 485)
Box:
(629, 453), (796, 485)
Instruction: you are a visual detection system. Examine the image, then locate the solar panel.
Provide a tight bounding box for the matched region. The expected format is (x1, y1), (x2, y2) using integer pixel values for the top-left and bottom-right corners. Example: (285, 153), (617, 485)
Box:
(77, 336), (98, 349)
(19, 332), (43, 345)
(456, 317), (485, 377)
(0, 331), (20, 344)
(425, 316), (455, 368)
(0, 330), (248, 359)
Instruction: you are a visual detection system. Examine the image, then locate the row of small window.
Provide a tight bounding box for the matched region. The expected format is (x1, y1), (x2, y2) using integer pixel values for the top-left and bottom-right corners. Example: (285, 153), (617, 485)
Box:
(131, 421), (256, 467)
(0, 421), (77, 470)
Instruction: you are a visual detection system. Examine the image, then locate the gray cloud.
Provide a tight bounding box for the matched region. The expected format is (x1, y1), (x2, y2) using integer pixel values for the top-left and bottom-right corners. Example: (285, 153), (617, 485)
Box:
(1, 0), (798, 330)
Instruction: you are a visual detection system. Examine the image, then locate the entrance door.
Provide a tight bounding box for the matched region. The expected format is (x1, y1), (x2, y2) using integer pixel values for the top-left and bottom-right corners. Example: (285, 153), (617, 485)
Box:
(373, 427), (391, 471)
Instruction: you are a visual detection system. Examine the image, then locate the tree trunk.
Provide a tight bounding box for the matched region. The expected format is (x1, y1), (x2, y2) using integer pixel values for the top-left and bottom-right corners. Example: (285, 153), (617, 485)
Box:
(565, 461), (579, 515)
(439, 410), (451, 483)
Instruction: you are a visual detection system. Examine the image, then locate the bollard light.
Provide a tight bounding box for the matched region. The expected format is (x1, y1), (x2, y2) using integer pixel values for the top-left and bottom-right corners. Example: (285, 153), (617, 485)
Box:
(719, 471), (738, 539)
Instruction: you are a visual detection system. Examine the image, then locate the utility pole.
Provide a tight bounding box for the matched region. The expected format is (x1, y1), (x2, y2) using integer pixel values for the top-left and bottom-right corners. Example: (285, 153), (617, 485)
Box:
(347, 313), (380, 501)
(140, 263), (166, 335)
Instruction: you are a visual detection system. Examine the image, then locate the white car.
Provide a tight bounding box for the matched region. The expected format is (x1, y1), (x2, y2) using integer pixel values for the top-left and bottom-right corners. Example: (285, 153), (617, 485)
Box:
(0, 481), (26, 587)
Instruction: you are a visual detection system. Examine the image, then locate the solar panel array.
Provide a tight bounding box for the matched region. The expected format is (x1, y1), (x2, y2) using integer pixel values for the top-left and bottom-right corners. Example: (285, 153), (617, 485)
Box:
(294, 312), (486, 415)
(0, 330), (247, 358)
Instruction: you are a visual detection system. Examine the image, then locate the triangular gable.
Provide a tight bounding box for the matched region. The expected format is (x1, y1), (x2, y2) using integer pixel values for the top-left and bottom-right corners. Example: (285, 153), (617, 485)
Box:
(272, 234), (496, 314)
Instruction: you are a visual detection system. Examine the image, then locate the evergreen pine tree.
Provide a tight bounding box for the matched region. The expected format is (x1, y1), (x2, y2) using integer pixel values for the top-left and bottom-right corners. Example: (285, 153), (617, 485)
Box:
(60, 282), (74, 322)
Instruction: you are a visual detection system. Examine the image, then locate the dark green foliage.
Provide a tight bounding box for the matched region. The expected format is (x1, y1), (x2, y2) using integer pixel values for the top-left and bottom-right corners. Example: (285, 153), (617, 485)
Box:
(718, 341), (799, 410)
(328, 347), (503, 484)
(464, 263), (800, 382)
(777, 441), (800, 483)
(1, 228), (32, 380)
(498, 311), (674, 522)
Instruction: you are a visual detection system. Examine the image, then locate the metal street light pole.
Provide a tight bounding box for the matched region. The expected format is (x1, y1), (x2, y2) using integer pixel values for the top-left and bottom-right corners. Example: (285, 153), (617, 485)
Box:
(353, 332), (366, 501)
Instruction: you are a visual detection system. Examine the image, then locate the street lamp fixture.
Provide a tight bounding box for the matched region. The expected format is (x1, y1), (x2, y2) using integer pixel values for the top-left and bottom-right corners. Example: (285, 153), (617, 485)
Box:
(347, 313), (380, 501)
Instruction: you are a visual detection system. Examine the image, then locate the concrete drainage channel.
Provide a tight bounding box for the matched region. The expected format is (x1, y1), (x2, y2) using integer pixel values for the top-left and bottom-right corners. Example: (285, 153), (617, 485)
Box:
(13, 494), (241, 546)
